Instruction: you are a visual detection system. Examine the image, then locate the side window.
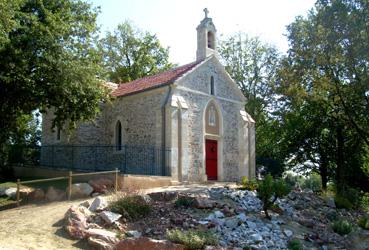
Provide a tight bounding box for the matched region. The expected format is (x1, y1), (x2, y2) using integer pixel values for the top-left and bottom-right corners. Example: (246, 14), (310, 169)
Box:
(115, 121), (122, 151)
(56, 127), (61, 141)
(210, 76), (215, 95)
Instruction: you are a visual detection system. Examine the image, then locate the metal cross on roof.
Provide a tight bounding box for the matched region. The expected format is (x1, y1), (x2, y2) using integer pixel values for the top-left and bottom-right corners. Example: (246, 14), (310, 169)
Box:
(203, 8), (209, 18)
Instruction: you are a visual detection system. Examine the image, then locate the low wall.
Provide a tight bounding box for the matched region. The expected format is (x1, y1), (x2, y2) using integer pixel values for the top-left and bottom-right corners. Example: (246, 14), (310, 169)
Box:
(13, 166), (175, 190)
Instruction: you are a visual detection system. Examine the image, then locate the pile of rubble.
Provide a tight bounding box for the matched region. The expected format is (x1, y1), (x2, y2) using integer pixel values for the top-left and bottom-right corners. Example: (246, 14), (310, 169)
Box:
(61, 186), (368, 250)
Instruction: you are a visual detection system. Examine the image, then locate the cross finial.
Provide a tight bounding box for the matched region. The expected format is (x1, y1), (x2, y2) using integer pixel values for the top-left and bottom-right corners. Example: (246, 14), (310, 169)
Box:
(203, 8), (209, 18)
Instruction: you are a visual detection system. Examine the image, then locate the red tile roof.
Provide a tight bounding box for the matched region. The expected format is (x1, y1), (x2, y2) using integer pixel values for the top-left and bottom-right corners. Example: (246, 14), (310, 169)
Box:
(111, 60), (203, 97)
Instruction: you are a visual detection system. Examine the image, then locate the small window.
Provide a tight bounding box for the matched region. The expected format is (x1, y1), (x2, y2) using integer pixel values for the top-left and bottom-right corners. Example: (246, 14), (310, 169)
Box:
(209, 106), (216, 126)
(210, 76), (215, 95)
(115, 121), (122, 151)
(207, 32), (215, 49)
(56, 127), (61, 141)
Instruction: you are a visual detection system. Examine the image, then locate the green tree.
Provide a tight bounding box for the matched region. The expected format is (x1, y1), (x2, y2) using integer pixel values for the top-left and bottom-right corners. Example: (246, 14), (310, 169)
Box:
(99, 21), (173, 83)
(0, 0), (107, 147)
(219, 33), (284, 176)
(277, 0), (369, 191)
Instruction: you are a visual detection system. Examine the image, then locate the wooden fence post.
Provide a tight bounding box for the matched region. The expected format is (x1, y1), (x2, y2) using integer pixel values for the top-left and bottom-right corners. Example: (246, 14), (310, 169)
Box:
(16, 179), (20, 207)
(115, 168), (118, 193)
(68, 171), (72, 200)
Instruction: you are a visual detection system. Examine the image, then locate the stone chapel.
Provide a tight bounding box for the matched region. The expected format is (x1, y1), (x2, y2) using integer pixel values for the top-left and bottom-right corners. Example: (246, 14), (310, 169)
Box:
(41, 10), (256, 182)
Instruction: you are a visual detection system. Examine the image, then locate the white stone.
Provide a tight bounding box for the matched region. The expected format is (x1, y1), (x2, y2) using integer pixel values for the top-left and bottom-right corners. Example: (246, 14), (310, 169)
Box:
(283, 229), (293, 238)
(4, 187), (17, 199)
(237, 213), (248, 222)
(126, 230), (142, 238)
(214, 211), (224, 218)
(71, 183), (93, 197)
(99, 211), (121, 224)
(246, 221), (257, 229)
(89, 197), (108, 212)
(250, 233), (263, 243)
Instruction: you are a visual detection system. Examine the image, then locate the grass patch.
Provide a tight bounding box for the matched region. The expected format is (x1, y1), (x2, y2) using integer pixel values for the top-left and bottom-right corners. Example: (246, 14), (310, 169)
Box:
(166, 229), (218, 250)
(109, 194), (151, 221)
(332, 219), (353, 235)
(287, 238), (303, 250)
(358, 216), (369, 230)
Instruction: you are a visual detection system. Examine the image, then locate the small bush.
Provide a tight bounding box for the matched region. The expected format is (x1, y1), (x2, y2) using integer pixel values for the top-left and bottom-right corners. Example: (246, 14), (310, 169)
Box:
(283, 173), (300, 189)
(360, 192), (369, 213)
(240, 177), (258, 191)
(335, 195), (353, 210)
(301, 173), (322, 193)
(166, 229), (218, 250)
(287, 238), (303, 250)
(358, 216), (369, 230)
(109, 195), (151, 221)
(332, 219), (352, 235)
(175, 196), (194, 208)
(257, 174), (291, 219)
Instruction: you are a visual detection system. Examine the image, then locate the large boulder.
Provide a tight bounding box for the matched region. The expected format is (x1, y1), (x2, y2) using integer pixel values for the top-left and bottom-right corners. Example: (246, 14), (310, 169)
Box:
(28, 188), (45, 201)
(116, 237), (184, 250)
(99, 211), (122, 224)
(86, 228), (119, 250)
(147, 191), (178, 202)
(19, 187), (35, 199)
(193, 197), (217, 209)
(89, 197), (108, 212)
(45, 186), (65, 202)
(70, 183), (94, 198)
(4, 187), (17, 199)
(89, 178), (114, 193)
(64, 205), (90, 239)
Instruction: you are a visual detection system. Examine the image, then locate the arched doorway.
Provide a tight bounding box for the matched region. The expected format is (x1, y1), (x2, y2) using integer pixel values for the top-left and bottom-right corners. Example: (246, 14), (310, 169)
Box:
(204, 100), (222, 180)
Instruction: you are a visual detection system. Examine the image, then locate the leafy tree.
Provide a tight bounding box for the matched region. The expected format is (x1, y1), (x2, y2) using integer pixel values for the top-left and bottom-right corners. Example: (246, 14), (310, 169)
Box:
(219, 33), (284, 176)
(99, 21), (173, 83)
(276, 0), (369, 191)
(0, 0), (107, 147)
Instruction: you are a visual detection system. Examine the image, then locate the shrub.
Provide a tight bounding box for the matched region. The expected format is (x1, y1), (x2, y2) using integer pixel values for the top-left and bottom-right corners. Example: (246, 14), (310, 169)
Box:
(332, 219), (352, 235)
(240, 177), (258, 191)
(358, 216), (369, 230)
(360, 192), (369, 213)
(334, 195), (353, 210)
(166, 229), (218, 250)
(287, 238), (303, 250)
(283, 173), (300, 189)
(109, 195), (151, 221)
(257, 174), (291, 219)
(301, 173), (322, 193)
(175, 196), (194, 208)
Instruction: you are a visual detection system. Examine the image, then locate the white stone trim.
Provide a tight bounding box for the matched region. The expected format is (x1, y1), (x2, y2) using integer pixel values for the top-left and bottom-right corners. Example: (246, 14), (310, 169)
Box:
(240, 110), (255, 123)
(171, 95), (189, 109)
(175, 85), (244, 105)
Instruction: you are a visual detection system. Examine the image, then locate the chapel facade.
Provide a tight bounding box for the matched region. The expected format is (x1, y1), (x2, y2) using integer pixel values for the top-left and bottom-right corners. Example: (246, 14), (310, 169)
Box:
(41, 10), (256, 182)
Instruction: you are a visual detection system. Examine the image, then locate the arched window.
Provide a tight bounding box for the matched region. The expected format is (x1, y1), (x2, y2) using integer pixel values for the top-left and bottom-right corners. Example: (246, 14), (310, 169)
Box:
(209, 106), (216, 126)
(115, 121), (122, 151)
(207, 32), (215, 49)
(210, 76), (215, 95)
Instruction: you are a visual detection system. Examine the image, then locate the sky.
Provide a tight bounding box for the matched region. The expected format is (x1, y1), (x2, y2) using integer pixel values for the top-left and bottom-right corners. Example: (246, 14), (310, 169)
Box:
(89, 0), (316, 65)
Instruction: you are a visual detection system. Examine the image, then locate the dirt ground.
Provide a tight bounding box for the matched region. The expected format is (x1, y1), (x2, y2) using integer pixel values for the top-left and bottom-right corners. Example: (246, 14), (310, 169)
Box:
(0, 183), (232, 250)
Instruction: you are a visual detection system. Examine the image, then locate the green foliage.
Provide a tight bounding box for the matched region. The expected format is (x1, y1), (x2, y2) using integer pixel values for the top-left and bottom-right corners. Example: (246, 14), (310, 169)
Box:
(358, 216), (369, 230)
(99, 21), (173, 83)
(109, 195), (151, 221)
(283, 173), (300, 188)
(301, 173), (322, 193)
(334, 195), (353, 210)
(332, 219), (353, 235)
(360, 192), (369, 213)
(166, 229), (218, 250)
(0, 0), (108, 151)
(174, 196), (194, 208)
(240, 177), (258, 191)
(257, 174), (291, 219)
(287, 238), (303, 250)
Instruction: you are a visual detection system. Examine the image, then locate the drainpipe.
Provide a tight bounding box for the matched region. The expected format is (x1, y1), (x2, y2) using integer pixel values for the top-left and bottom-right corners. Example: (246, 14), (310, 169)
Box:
(162, 85), (172, 175)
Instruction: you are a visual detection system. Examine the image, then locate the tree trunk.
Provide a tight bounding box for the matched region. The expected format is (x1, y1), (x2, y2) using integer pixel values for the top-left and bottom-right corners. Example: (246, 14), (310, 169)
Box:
(336, 125), (345, 193)
(320, 152), (328, 191)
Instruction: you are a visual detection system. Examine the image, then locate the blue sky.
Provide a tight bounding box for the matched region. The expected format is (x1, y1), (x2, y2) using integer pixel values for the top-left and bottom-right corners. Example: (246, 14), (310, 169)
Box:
(89, 0), (316, 65)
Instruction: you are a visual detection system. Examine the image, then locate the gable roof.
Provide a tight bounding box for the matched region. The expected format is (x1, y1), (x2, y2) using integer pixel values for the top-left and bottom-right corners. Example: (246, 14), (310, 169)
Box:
(111, 60), (203, 97)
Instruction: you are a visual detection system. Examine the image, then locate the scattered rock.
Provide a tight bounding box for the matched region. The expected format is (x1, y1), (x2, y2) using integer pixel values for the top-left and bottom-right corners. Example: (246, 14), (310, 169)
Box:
(86, 228), (119, 250)
(64, 205), (89, 239)
(148, 191), (178, 202)
(126, 230), (142, 238)
(80, 200), (91, 208)
(89, 197), (108, 212)
(4, 187), (17, 199)
(88, 236), (115, 250)
(89, 178), (114, 194)
(225, 217), (239, 229)
(19, 187), (34, 198)
(283, 229), (293, 238)
(194, 197), (217, 209)
(0, 187), (7, 196)
(326, 197), (336, 208)
(45, 186), (65, 202)
(99, 211), (122, 224)
(214, 211), (224, 218)
(116, 237), (185, 250)
(251, 233), (263, 243)
(28, 188), (45, 200)
(70, 183), (94, 198)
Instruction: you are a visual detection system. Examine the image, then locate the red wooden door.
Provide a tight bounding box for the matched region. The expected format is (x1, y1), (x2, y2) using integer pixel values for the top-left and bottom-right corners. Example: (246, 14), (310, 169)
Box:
(206, 139), (218, 180)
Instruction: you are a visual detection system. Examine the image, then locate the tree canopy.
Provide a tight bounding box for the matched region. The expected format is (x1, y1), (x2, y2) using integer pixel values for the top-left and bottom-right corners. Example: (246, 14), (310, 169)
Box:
(0, 0), (108, 147)
(99, 21), (173, 83)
